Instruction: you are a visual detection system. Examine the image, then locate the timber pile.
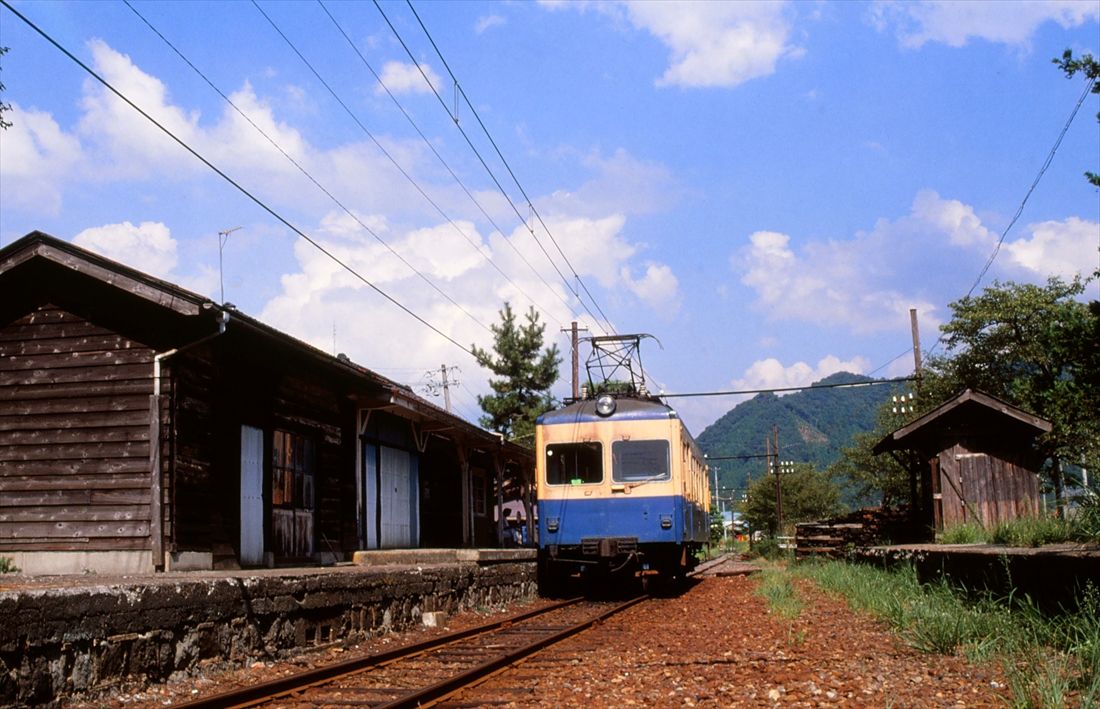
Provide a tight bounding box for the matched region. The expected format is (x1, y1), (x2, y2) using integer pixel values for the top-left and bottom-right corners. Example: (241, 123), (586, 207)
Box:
(795, 506), (914, 559)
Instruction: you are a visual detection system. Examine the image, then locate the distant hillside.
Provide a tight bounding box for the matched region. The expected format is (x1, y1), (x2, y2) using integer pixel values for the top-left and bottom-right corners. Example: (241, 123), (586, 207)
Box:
(695, 372), (902, 505)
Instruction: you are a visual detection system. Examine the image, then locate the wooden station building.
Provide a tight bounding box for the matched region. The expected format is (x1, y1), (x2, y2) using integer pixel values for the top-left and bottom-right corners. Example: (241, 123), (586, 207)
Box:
(0, 231), (534, 574)
(874, 388), (1052, 535)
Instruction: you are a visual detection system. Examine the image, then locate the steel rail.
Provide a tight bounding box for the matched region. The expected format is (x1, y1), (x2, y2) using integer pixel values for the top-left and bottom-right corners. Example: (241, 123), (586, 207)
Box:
(377, 594), (649, 708)
(175, 597), (584, 708)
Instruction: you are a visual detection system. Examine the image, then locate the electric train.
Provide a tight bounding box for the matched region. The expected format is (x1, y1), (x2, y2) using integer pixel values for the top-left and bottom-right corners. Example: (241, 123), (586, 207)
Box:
(535, 391), (710, 595)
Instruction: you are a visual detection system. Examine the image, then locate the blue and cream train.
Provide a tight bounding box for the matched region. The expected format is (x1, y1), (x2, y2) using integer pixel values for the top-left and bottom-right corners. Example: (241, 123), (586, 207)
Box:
(535, 392), (710, 594)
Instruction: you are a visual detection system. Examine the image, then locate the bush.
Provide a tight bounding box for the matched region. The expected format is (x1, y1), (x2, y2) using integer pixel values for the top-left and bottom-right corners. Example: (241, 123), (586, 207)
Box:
(0, 557), (18, 574)
(747, 536), (792, 561)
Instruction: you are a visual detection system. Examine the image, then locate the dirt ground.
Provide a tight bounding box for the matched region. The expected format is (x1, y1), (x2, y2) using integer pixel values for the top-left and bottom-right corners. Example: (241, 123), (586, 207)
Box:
(67, 565), (1009, 707)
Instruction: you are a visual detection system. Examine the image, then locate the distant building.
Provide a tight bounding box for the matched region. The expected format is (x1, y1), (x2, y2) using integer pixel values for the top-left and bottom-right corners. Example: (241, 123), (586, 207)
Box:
(874, 389), (1051, 536)
(1, 231), (533, 574)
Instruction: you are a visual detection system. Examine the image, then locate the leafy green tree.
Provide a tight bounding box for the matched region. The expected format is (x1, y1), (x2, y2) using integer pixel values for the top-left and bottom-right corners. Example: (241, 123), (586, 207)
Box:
(1054, 49), (1100, 186)
(828, 400), (912, 508)
(743, 463), (842, 536)
(922, 276), (1100, 510)
(471, 303), (561, 445)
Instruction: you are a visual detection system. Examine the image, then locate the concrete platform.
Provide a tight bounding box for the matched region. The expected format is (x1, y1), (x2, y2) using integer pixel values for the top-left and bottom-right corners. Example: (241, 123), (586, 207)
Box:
(352, 547), (537, 566)
(0, 550), (537, 707)
(855, 542), (1100, 610)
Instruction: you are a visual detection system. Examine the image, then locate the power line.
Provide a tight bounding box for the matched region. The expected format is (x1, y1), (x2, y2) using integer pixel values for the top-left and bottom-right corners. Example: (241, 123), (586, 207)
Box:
(124, 0), (492, 335)
(314, 0), (576, 326)
(659, 376), (916, 399)
(405, 0), (618, 335)
(928, 74), (1097, 358)
(373, 0), (616, 336)
(0, 0), (476, 357)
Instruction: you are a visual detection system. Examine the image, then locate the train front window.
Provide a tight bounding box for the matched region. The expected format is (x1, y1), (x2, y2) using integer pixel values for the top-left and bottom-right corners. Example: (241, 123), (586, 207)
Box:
(545, 442), (603, 485)
(612, 440), (670, 482)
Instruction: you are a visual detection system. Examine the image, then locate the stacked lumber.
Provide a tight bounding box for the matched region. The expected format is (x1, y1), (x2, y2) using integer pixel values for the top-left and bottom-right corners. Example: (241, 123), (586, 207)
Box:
(795, 506), (914, 559)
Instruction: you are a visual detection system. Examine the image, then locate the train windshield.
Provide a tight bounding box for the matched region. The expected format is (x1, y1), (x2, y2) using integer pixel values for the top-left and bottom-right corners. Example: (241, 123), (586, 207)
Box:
(612, 440), (670, 483)
(544, 442), (603, 485)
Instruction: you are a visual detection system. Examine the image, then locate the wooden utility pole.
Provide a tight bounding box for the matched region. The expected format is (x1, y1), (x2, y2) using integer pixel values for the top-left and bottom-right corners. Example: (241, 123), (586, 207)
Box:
(774, 426), (783, 532)
(909, 308), (923, 386)
(561, 321), (587, 400)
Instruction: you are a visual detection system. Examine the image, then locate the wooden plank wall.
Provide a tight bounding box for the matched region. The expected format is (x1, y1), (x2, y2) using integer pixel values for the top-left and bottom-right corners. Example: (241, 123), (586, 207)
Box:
(0, 305), (154, 552)
(167, 350), (353, 561)
(937, 441), (1040, 530)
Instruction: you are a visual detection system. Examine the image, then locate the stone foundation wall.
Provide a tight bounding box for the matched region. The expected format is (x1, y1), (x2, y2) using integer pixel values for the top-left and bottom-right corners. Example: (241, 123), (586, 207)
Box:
(0, 562), (536, 707)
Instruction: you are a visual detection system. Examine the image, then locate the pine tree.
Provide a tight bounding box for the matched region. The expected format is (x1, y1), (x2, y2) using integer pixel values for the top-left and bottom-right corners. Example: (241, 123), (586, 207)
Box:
(471, 303), (561, 445)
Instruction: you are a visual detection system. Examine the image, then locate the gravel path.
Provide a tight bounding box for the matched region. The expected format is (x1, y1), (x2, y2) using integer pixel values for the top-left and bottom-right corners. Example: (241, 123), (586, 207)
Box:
(452, 573), (1008, 707)
(68, 567), (1008, 707)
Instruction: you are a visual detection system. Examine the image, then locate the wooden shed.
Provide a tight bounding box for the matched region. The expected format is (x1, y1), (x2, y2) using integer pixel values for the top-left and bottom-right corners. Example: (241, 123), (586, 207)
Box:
(873, 389), (1051, 535)
(0, 231), (533, 574)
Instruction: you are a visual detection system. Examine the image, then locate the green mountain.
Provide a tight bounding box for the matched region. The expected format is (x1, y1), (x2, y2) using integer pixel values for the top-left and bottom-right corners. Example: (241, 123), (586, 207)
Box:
(695, 372), (903, 505)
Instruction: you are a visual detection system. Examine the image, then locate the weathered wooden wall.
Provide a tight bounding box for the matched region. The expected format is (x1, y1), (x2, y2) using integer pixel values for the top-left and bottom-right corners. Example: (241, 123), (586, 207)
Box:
(0, 305), (153, 554)
(937, 441), (1040, 529)
(164, 343), (354, 564)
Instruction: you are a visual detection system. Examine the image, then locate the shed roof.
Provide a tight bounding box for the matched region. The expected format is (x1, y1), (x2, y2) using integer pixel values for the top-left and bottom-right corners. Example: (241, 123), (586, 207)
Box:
(0, 230), (528, 461)
(873, 388), (1052, 455)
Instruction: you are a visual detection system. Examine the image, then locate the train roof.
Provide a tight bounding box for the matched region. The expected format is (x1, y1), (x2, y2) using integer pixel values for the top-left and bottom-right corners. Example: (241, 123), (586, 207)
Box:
(536, 396), (679, 426)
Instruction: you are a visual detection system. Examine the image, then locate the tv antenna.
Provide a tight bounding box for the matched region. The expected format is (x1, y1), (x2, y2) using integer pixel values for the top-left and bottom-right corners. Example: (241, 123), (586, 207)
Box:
(218, 226), (243, 303)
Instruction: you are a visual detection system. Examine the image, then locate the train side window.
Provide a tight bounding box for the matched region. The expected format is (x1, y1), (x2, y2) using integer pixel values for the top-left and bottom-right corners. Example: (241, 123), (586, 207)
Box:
(612, 440), (670, 482)
(545, 442), (603, 485)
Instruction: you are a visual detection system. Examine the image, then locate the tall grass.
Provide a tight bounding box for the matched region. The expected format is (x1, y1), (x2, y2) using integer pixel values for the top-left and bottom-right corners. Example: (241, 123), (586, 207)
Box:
(756, 565), (803, 620)
(792, 560), (1100, 707)
(940, 509), (1099, 547)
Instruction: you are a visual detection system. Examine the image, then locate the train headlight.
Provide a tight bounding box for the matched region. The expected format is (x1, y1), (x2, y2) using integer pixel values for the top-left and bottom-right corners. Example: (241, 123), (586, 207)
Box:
(595, 393), (617, 417)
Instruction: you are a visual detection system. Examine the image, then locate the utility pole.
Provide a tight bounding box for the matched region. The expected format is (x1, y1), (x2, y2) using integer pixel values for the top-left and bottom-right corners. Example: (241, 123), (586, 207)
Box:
(422, 365), (459, 412)
(771, 425), (783, 533)
(217, 226), (242, 304)
(910, 308), (923, 389)
(560, 321), (588, 400)
(440, 363), (453, 413)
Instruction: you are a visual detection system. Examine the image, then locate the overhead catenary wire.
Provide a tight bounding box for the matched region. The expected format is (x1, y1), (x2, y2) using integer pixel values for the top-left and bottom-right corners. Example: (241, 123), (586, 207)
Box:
(658, 375), (916, 399)
(0, 0), (477, 357)
(403, 0), (617, 334)
(124, 0), (492, 335)
(373, 0), (616, 336)
(313, 0), (576, 328)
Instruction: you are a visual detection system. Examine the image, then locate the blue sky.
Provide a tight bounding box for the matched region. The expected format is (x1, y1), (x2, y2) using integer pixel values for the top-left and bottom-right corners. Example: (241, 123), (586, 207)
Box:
(2, 0), (1097, 434)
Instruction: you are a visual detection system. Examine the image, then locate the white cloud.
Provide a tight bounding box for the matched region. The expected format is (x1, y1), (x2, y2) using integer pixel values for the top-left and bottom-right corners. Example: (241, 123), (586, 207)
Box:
(621, 262), (681, 315)
(543, 0), (801, 88)
(72, 221), (178, 279)
(78, 40), (202, 180)
(870, 0), (1100, 48)
(260, 207), (682, 393)
(375, 61), (443, 96)
(0, 104), (83, 213)
(1006, 217), (1099, 279)
(734, 188), (1098, 338)
(476, 14), (506, 34)
(733, 355), (871, 393)
(910, 189), (993, 247)
(734, 191), (993, 334)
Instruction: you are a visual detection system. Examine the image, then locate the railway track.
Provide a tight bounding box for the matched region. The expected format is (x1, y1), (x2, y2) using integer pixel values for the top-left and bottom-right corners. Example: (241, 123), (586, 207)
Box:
(176, 595), (646, 708)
